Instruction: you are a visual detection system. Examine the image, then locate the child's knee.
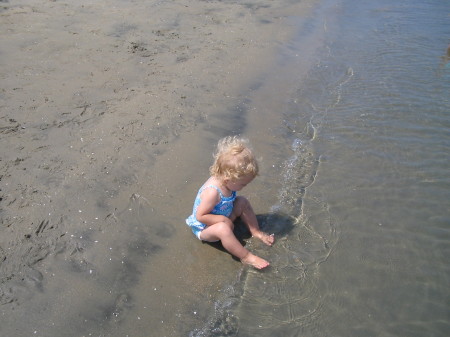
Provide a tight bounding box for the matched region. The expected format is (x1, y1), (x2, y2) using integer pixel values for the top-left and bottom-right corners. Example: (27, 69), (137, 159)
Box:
(234, 196), (249, 209)
(234, 196), (251, 214)
(216, 221), (234, 233)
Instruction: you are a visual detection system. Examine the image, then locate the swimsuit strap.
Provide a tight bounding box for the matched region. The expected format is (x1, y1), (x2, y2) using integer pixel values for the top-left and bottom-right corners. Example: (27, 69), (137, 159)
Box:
(200, 184), (224, 199)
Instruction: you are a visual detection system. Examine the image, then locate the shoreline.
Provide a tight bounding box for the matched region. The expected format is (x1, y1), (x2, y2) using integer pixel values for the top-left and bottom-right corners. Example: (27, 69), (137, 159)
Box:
(0, 0), (316, 335)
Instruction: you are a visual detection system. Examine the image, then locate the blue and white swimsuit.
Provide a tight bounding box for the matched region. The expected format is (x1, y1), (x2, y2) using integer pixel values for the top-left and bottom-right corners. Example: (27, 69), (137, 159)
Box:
(186, 185), (236, 240)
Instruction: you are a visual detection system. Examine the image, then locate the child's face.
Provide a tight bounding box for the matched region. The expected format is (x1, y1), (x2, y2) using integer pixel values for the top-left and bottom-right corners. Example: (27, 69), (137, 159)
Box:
(226, 174), (254, 192)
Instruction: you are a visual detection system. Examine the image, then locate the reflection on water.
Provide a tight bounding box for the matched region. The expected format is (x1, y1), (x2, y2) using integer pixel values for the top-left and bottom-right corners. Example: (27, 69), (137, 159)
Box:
(193, 0), (450, 336)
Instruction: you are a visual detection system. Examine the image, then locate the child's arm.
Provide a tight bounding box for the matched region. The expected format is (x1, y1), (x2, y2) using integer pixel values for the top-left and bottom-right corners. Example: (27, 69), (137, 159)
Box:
(195, 188), (233, 226)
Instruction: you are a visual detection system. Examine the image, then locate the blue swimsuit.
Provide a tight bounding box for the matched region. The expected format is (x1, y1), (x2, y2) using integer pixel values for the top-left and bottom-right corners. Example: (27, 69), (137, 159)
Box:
(186, 185), (236, 239)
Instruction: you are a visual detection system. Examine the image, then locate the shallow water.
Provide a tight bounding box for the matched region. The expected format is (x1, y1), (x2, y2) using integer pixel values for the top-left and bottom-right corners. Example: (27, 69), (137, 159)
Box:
(194, 0), (450, 336)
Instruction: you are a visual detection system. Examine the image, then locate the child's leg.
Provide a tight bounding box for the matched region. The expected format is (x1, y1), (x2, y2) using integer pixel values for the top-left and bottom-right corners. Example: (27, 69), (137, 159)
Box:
(231, 196), (275, 246)
(200, 222), (270, 269)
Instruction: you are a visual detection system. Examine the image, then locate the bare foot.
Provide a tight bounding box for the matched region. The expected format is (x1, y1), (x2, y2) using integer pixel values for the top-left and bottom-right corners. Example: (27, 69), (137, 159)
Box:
(241, 252), (270, 269)
(253, 232), (275, 246)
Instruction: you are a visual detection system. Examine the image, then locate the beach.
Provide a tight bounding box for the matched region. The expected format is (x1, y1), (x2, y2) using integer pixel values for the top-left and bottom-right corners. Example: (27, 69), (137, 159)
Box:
(3, 0), (450, 336)
(0, 0), (315, 335)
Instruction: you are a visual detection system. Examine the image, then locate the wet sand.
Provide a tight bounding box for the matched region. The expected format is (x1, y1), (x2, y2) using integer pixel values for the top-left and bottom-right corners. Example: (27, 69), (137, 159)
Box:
(0, 0), (315, 335)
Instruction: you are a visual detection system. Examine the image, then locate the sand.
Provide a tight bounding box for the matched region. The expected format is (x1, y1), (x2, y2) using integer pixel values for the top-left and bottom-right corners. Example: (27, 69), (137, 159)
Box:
(0, 0), (315, 335)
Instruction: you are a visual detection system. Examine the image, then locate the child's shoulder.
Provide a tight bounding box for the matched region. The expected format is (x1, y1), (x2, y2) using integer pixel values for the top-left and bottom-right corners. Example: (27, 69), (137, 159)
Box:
(202, 176), (219, 187)
(200, 177), (222, 195)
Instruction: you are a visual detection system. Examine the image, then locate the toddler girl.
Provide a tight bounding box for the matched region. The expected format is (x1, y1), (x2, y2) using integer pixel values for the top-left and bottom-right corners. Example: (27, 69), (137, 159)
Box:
(186, 136), (274, 269)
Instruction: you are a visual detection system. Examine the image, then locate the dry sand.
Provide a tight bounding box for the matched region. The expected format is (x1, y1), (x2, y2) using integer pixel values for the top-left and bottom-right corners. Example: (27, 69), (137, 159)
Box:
(0, 0), (315, 335)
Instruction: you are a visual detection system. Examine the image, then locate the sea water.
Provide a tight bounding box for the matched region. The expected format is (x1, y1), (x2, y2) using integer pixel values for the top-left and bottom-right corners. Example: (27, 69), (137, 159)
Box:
(193, 0), (450, 336)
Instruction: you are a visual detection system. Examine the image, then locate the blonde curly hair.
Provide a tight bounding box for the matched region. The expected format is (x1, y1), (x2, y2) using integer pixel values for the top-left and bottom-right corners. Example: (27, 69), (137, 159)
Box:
(209, 136), (259, 181)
